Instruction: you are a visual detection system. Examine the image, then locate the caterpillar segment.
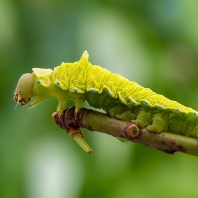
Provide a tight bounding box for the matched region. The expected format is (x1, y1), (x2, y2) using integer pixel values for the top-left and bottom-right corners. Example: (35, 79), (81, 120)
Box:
(14, 51), (198, 138)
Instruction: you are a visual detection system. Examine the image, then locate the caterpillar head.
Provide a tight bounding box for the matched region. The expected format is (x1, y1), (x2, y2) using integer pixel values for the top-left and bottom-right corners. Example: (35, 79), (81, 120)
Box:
(14, 73), (34, 106)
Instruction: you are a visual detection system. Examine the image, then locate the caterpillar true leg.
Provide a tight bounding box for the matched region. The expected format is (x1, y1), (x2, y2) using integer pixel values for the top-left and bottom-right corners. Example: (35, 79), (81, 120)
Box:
(29, 97), (43, 108)
(146, 113), (168, 133)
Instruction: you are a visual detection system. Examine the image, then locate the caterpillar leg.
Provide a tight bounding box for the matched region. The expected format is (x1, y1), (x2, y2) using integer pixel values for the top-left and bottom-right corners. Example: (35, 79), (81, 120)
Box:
(69, 92), (85, 114)
(55, 94), (69, 116)
(115, 109), (137, 121)
(134, 110), (152, 128)
(146, 113), (168, 133)
(71, 94), (85, 121)
(107, 105), (128, 119)
(75, 100), (84, 114)
(29, 96), (43, 108)
(57, 100), (68, 116)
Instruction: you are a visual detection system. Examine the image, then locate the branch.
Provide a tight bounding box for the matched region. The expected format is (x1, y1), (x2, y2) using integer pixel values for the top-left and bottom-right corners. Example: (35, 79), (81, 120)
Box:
(52, 106), (198, 156)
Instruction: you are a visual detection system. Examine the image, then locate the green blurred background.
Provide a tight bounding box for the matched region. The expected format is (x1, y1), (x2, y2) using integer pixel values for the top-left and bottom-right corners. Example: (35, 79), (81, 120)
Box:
(1, 0), (198, 198)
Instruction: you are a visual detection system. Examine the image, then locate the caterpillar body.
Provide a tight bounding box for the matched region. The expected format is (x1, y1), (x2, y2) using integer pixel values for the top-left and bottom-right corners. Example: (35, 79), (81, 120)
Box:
(14, 51), (198, 138)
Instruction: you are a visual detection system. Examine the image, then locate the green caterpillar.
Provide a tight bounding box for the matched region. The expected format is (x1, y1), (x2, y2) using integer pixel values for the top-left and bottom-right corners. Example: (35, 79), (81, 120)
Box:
(14, 51), (198, 138)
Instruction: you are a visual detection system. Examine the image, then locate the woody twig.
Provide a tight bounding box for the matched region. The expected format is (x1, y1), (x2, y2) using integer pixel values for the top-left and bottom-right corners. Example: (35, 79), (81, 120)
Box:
(52, 106), (198, 156)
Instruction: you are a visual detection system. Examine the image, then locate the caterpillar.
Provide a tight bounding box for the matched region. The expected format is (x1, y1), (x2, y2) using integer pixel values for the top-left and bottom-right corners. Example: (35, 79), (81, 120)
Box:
(14, 51), (198, 138)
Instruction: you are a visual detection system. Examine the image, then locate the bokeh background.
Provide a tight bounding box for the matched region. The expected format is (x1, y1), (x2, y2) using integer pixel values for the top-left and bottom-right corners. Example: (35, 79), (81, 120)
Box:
(1, 1), (198, 198)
